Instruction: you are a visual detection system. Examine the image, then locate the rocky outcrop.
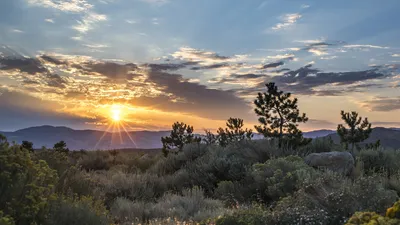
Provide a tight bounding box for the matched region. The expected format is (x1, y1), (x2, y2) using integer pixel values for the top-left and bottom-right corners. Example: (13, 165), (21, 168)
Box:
(304, 151), (355, 175)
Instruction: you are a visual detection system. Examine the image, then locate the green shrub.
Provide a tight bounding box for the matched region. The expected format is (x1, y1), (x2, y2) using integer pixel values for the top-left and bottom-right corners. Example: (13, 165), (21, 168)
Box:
(357, 149), (400, 175)
(0, 144), (58, 225)
(155, 186), (224, 222)
(216, 206), (271, 225)
(271, 173), (398, 224)
(45, 196), (109, 225)
(78, 150), (112, 171)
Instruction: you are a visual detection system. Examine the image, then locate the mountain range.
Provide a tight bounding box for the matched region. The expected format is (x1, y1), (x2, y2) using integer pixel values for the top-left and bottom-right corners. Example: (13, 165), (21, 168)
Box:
(1, 125), (400, 150)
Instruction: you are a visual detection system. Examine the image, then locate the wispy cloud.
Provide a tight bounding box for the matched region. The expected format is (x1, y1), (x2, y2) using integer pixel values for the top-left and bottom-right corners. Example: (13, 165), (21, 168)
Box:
(72, 12), (107, 33)
(301, 4), (310, 9)
(26, 0), (93, 12)
(392, 54), (400, 57)
(140, 0), (169, 5)
(11, 29), (24, 33)
(27, 0), (106, 35)
(343, 44), (389, 50)
(45, 18), (55, 23)
(271, 13), (302, 30)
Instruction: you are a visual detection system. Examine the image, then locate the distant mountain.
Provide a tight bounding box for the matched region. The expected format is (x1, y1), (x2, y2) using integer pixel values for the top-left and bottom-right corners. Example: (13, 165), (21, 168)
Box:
(303, 129), (336, 138)
(0, 125), (169, 150)
(326, 127), (400, 149)
(2, 126), (400, 150)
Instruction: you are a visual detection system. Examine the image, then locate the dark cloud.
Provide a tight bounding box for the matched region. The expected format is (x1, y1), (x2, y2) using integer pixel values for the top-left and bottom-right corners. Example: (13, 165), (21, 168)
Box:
(261, 61), (284, 69)
(145, 61), (198, 71)
(362, 97), (400, 111)
(231, 73), (265, 79)
(0, 57), (46, 74)
(190, 63), (231, 70)
(143, 70), (254, 120)
(46, 74), (66, 88)
(39, 55), (64, 65)
(80, 62), (140, 81)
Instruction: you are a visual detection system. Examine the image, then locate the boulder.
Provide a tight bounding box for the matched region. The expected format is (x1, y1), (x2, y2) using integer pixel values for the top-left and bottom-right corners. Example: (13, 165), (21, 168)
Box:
(304, 151), (355, 175)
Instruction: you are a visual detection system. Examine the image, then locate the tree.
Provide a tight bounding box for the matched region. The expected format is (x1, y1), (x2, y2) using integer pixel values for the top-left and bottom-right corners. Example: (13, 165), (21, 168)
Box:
(0, 134), (7, 146)
(53, 141), (69, 153)
(217, 118), (253, 147)
(337, 110), (372, 150)
(21, 141), (34, 152)
(203, 130), (217, 145)
(254, 82), (310, 148)
(161, 122), (201, 156)
(0, 143), (58, 224)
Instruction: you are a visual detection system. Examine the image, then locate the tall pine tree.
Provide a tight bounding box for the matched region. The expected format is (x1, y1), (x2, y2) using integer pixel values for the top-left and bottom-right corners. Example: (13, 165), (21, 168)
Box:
(254, 82), (310, 148)
(337, 110), (372, 150)
(161, 122), (201, 156)
(217, 118), (253, 147)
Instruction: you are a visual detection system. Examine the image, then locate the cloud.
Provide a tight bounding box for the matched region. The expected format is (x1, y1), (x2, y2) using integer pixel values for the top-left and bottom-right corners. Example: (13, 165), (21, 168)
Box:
(343, 44), (389, 50)
(72, 12), (107, 33)
(0, 57), (46, 74)
(27, 0), (106, 35)
(261, 61), (284, 69)
(392, 54), (400, 57)
(272, 13), (302, 30)
(172, 47), (231, 63)
(45, 18), (55, 23)
(140, 0), (169, 5)
(362, 96), (400, 112)
(11, 29), (24, 33)
(301, 4), (310, 9)
(267, 54), (295, 60)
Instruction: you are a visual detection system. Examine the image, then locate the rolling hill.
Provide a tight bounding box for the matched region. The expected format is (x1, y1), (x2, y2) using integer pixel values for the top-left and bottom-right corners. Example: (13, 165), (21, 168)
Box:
(1, 126), (400, 150)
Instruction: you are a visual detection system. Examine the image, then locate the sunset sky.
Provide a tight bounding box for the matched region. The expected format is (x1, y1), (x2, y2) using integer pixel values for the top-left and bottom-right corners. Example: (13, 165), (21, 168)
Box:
(1, 0), (400, 132)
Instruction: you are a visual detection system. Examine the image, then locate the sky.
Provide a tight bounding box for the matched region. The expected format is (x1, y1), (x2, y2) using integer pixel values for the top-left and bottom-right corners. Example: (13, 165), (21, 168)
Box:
(0, 0), (400, 132)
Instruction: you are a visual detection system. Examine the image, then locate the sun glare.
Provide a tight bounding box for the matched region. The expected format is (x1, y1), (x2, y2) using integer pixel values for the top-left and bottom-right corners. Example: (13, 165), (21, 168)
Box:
(111, 105), (122, 122)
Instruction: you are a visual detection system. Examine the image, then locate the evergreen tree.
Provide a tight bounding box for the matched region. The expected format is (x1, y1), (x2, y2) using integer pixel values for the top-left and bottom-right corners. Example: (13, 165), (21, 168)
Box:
(53, 141), (69, 153)
(217, 118), (253, 147)
(203, 129), (217, 145)
(161, 122), (201, 156)
(21, 141), (34, 152)
(254, 82), (310, 148)
(337, 110), (372, 150)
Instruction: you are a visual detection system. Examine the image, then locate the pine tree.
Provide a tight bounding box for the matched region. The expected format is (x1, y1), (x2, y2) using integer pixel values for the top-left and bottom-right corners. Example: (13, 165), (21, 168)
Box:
(217, 118), (253, 147)
(203, 129), (217, 145)
(254, 82), (310, 148)
(53, 141), (69, 153)
(161, 122), (201, 156)
(337, 110), (372, 150)
(21, 141), (34, 152)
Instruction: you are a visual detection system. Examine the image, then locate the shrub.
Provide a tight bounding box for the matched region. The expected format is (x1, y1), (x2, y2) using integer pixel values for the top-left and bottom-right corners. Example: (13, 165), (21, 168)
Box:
(155, 187), (224, 222)
(78, 150), (112, 171)
(345, 200), (400, 224)
(216, 206), (271, 225)
(110, 198), (162, 224)
(44, 196), (109, 225)
(271, 173), (398, 224)
(93, 170), (167, 206)
(0, 144), (58, 225)
(357, 149), (400, 175)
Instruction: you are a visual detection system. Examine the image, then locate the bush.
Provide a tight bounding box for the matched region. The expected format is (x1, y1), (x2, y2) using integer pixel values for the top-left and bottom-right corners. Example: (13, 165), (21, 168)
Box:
(155, 187), (224, 222)
(216, 206), (271, 225)
(271, 173), (398, 224)
(0, 144), (58, 225)
(346, 200), (400, 224)
(93, 170), (167, 206)
(357, 149), (400, 175)
(44, 196), (109, 225)
(78, 151), (112, 171)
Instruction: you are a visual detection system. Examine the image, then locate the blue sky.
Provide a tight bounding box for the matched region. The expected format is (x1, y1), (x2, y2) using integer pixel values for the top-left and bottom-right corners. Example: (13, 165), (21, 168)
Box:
(0, 0), (400, 131)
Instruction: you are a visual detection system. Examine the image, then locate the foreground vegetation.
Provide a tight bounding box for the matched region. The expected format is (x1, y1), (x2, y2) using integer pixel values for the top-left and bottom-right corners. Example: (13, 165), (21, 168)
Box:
(2, 136), (400, 225)
(1, 82), (398, 224)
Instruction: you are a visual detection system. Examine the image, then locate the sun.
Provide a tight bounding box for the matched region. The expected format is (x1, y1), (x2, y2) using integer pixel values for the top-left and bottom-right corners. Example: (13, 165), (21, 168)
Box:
(110, 105), (122, 122)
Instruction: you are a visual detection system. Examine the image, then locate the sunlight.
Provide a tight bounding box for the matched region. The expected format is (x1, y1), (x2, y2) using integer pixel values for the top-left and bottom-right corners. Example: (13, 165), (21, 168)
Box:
(110, 104), (122, 122)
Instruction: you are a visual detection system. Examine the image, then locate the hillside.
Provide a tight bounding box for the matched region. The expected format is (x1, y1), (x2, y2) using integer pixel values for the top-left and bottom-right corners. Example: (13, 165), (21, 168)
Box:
(326, 127), (400, 149)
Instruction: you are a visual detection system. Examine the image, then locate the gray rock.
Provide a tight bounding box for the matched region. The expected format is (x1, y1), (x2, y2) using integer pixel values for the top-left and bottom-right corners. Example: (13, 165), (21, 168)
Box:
(304, 151), (355, 175)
